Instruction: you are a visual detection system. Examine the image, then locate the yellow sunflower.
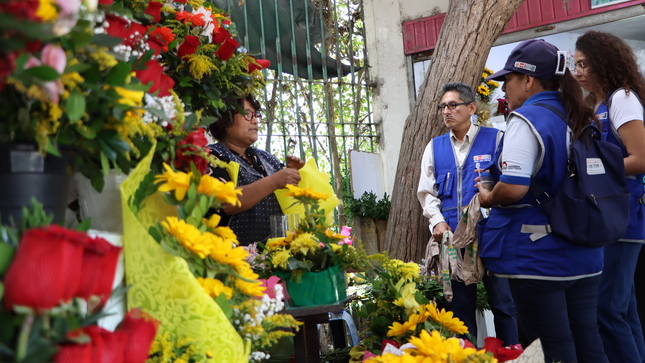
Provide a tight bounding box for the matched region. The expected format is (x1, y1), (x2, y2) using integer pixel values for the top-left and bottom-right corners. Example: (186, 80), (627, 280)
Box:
(386, 320), (417, 337)
(284, 184), (331, 200)
(197, 277), (233, 299)
(161, 217), (212, 258)
(198, 175), (242, 206)
(155, 163), (192, 201)
(204, 214), (221, 229)
(426, 302), (469, 335)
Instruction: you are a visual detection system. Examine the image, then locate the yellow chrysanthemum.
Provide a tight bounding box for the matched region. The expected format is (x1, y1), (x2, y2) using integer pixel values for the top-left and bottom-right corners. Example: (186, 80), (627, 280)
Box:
(114, 86), (144, 107)
(284, 184), (331, 200)
(198, 175), (242, 206)
(197, 277), (233, 299)
(426, 302), (469, 335)
(386, 320), (417, 337)
(271, 249), (291, 270)
(324, 229), (346, 240)
(407, 330), (483, 361)
(36, 0), (58, 21)
(330, 243), (342, 252)
(161, 217), (212, 258)
(212, 226), (239, 245)
(220, 246), (250, 268)
(266, 237), (289, 250)
(290, 232), (320, 256)
(155, 163), (192, 201)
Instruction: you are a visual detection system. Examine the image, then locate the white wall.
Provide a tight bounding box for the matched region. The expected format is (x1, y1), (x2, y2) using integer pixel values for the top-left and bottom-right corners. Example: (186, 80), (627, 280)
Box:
(363, 0), (449, 195)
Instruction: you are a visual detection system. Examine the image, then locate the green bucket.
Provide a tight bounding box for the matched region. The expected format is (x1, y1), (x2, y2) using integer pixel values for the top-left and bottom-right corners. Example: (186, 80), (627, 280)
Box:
(277, 265), (347, 307)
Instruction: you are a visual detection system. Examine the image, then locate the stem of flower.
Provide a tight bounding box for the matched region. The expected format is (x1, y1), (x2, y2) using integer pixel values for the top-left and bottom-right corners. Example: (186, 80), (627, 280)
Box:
(16, 314), (35, 361)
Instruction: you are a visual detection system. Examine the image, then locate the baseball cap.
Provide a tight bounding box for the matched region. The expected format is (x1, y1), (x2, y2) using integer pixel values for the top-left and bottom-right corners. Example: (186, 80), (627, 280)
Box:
(487, 39), (567, 81)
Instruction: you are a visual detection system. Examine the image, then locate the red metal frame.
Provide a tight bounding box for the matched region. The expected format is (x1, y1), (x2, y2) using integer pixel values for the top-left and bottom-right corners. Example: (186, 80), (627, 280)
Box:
(402, 0), (645, 55)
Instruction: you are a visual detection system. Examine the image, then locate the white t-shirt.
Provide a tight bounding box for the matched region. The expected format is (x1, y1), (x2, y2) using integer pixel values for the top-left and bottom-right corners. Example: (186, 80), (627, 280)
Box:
(608, 89), (644, 131)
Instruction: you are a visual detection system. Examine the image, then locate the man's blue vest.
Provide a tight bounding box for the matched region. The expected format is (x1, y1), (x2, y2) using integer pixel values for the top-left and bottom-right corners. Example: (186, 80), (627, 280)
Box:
(597, 92), (645, 241)
(480, 92), (603, 278)
(432, 126), (498, 230)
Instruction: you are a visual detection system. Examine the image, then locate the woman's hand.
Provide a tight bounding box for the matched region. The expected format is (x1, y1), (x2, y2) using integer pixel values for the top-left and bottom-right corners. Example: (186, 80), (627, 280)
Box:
(270, 168), (301, 189)
(286, 155), (305, 170)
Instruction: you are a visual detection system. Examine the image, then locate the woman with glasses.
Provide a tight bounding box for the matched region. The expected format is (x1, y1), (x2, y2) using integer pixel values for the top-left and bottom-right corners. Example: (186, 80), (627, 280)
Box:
(575, 31), (645, 363)
(207, 95), (304, 246)
(477, 39), (608, 362)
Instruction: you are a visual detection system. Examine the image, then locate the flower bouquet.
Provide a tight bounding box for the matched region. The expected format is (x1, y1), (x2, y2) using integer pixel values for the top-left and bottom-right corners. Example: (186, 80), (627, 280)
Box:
(0, 200), (158, 363)
(256, 184), (367, 307)
(125, 152), (300, 362)
(114, 0), (271, 119)
(474, 67), (500, 126)
(0, 1), (172, 192)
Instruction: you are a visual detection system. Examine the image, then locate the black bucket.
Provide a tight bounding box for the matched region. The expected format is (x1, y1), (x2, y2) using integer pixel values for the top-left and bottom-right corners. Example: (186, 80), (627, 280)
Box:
(0, 144), (73, 226)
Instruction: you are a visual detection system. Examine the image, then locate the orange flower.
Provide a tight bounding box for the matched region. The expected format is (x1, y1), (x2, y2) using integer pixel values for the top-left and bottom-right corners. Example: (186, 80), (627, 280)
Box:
(175, 11), (205, 27)
(149, 26), (175, 52)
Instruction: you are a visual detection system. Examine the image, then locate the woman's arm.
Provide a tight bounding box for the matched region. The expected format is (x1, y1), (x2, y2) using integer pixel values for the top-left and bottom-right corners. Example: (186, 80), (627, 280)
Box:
(223, 168), (301, 215)
(617, 120), (645, 176)
(476, 181), (530, 208)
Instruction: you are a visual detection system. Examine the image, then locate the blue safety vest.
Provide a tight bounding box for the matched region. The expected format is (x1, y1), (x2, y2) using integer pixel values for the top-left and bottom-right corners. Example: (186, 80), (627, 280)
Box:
(597, 90), (645, 242)
(432, 126), (498, 230)
(479, 92), (604, 279)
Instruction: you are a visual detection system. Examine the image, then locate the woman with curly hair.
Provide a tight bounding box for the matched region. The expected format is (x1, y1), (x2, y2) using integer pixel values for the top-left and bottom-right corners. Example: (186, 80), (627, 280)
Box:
(575, 31), (645, 362)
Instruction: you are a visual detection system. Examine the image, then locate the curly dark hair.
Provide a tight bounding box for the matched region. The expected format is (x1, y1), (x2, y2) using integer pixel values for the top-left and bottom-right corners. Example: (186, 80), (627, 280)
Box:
(575, 31), (645, 106)
(207, 95), (262, 141)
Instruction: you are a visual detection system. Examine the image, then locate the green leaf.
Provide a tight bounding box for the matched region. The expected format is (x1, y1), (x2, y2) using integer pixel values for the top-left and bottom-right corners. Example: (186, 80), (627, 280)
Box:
(92, 34), (124, 48)
(106, 62), (132, 85)
(69, 29), (93, 49)
(100, 151), (110, 176)
(215, 294), (233, 320)
(77, 218), (92, 232)
(98, 139), (117, 160)
(23, 65), (60, 81)
(0, 243), (15, 275)
(66, 90), (86, 121)
(65, 62), (92, 74)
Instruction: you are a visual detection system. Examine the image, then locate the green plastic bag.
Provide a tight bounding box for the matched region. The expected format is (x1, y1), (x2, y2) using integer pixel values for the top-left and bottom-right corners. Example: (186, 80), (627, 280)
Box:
(277, 265), (347, 307)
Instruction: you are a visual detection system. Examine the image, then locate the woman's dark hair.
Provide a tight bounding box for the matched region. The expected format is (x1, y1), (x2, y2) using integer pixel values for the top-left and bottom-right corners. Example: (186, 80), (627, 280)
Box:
(208, 95), (262, 141)
(575, 31), (645, 106)
(538, 69), (598, 139)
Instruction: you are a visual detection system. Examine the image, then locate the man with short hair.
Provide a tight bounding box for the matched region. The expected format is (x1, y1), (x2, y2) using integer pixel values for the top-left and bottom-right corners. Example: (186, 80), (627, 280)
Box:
(417, 82), (518, 345)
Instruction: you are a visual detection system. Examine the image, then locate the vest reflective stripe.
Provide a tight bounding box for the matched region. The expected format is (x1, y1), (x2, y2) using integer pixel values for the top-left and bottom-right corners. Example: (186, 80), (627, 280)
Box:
(432, 126), (498, 230)
(597, 96), (645, 241)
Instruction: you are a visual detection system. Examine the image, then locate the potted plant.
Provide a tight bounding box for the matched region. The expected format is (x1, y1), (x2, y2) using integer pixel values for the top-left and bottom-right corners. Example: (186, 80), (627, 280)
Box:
(344, 191), (391, 254)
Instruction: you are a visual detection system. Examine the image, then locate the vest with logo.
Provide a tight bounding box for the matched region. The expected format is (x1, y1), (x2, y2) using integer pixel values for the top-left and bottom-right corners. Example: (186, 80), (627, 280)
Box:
(597, 90), (645, 242)
(479, 92), (604, 279)
(432, 126), (498, 230)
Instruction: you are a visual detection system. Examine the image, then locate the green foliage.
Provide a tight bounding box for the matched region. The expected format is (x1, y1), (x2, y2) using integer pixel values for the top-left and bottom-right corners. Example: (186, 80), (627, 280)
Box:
(344, 191), (391, 221)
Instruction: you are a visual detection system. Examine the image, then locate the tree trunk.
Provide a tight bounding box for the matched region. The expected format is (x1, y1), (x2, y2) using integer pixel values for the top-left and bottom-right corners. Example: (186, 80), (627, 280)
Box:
(383, 0), (526, 262)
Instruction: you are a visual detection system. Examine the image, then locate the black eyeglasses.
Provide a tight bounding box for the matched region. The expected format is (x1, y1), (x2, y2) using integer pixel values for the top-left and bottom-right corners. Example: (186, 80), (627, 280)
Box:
(242, 111), (262, 121)
(437, 102), (470, 111)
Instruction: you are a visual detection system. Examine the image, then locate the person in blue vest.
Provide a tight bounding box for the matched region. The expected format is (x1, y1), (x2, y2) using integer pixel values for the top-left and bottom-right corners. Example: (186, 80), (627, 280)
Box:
(478, 39), (608, 363)
(207, 95), (305, 246)
(575, 31), (645, 363)
(417, 82), (518, 346)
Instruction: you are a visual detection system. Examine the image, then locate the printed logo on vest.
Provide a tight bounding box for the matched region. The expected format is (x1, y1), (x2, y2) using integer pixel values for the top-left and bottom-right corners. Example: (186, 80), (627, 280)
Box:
(473, 154), (492, 163)
(597, 112), (608, 120)
(586, 158), (606, 175)
(514, 62), (536, 72)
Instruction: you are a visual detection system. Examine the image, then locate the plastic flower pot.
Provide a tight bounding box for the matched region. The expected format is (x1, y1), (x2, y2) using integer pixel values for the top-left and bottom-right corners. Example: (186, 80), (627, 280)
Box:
(277, 265), (347, 308)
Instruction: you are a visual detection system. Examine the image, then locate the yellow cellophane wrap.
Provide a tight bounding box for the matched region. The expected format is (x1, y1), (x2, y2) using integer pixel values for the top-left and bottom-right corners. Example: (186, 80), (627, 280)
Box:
(121, 144), (249, 362)
(274, 158), (339, 223)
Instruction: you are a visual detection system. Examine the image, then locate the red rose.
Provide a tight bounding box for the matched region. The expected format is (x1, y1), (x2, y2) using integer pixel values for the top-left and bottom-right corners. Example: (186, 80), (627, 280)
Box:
(100, 329), (127, 363)
(174, 128), (209, 173)
(105, 14), (129, 40)
(120, 309), (159, 363)
(177, 35), (200, 59)
(53, 343), (92, 363)
(99, 0), (113, 5)
(0, 0), (40, 21)
(496, 346), (524, 362)
(215, 37), (239, 61)
(135, 60), (175, 97)
(212, 27), (230, 45)
(144, 1), (162, 22)
(380, 339), (399, 352)
(246, 57), (270, 73)
(76, 236), (122, 307)
(3, 226), (88, 311)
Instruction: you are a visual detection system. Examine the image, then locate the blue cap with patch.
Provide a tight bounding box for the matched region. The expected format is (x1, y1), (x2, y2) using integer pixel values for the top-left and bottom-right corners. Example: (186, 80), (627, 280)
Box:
(487, 39), (568, 82)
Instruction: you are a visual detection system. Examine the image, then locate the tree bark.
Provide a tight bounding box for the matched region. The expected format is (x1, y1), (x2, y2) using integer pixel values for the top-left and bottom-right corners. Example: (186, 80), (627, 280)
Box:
(383, 0), (526, 262)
